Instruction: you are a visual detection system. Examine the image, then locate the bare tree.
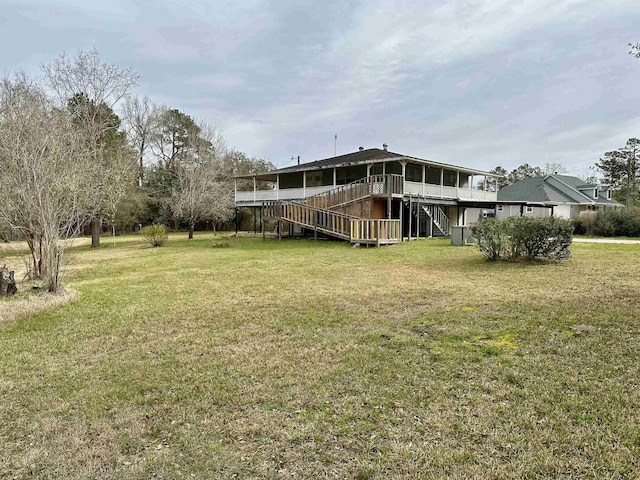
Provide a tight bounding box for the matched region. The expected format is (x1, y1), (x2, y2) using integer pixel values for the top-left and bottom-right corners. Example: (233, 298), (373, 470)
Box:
(168, 122), (232, 238)
(42, 49), (139, 248)
(0, 74), (94, 292)
(543, 163), (568, 175)
(122, 95), (160, 186)
(629, 42), (640, 59)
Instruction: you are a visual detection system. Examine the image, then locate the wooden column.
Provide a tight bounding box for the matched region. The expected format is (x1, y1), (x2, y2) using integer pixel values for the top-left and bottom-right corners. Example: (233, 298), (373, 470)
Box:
(253, 177), (256, 202)
(408, 195), (412, 241)
(417, 200), (421, 239)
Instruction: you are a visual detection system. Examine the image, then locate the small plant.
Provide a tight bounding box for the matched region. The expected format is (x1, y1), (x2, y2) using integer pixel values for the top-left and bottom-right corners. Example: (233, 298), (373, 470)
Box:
(141, 224), (168, 247)
(211, 241), (230, 249)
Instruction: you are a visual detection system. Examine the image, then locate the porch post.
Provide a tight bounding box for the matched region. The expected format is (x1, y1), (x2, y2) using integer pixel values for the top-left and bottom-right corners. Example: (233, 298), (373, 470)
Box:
(253, 207), (257, 234)
(422, 165), (426, 196)
(302, 171), (306, 198)
(440, 168), (444, 198)
(333, 167), (337, 187)
(417, 199), (421, 239)
(253, 177), (256, 202)
(276, 174), (280, 200)
(234, 207), (238, 235)
(408, 195), (412, 241)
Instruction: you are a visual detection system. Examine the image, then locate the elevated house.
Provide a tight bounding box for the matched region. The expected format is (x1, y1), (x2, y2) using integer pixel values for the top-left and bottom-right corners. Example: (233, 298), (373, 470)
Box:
(235, 145), (498, 245)
(496, 175), (623, 219)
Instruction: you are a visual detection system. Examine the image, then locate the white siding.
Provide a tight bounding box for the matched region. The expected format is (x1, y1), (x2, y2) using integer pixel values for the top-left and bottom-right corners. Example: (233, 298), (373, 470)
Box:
(554, 205), (572, 219)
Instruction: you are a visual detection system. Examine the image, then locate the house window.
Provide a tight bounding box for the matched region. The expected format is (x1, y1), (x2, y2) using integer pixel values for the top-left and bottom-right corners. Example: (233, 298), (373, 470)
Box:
(370, 163), (384, 175)
(279, 172), (304, 189)
(594, 188), (598, 199)
(336, 165), (367, 185)
(405, 163), (422, 182)
(459, 173), (471, 189)
(443, 169), (458, 187)
(607, 190), (612, 200)
(305, 169), (333, 187)
(385, 161), (402, 175)
(497, 205), (504, 212)
(425, 166), (441, 185)
(525, 206), (533, 213)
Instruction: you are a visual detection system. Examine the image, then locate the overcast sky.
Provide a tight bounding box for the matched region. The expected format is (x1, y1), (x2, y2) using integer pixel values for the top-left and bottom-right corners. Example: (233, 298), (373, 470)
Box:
(2, 0), (639, 176)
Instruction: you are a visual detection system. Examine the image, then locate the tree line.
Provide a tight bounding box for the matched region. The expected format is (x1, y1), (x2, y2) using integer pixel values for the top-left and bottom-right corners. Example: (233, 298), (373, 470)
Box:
(0, 50), (274, 292)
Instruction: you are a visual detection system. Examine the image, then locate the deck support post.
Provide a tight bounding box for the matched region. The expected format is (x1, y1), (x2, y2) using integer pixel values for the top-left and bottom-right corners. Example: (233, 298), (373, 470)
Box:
(277, 219), (281, 240)
(253, 207), (257, 234)
(261, 203), (265, 240)
(399, 199), (404, 242)
(408, 195), (412, 241)
(417, 200), (421, 239)
(234, 207), (238, 235)
(376, 219), (380, 247)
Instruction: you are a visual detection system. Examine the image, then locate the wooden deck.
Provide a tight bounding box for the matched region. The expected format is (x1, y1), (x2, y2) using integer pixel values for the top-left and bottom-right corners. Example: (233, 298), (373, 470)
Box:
(263, 175), (403, 246)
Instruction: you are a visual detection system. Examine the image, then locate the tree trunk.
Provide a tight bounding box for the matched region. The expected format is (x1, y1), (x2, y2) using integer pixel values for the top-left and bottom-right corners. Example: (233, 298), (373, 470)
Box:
(91, 218), (101, 248)
(188, 224), (194, 240)
(0, 267), (17, 296)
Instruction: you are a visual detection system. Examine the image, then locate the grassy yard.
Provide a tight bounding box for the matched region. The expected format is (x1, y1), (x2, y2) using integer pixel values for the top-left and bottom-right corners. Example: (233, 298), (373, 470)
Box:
(1, 234), (639, 479)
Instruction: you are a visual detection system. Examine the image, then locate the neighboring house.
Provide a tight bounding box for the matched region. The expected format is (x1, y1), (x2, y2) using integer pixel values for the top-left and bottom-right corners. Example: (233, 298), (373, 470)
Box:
(496, 175), (623, 220)
(235, 145), (498, 245)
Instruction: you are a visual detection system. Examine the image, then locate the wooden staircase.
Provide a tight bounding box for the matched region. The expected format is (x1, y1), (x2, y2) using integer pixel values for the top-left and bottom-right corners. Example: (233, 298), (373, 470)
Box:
(264, 175), (403, 245)
(422, 205), (450, 236)
(301, 174), (403, 209)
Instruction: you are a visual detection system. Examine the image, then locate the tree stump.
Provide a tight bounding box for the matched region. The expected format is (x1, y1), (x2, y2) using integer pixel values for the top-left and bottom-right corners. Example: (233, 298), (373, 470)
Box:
(0, 265), (17, 296)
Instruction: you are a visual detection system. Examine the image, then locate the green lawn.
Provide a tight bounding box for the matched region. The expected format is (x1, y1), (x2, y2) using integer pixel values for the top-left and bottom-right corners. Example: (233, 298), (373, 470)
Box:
(1, 234), (639, 479)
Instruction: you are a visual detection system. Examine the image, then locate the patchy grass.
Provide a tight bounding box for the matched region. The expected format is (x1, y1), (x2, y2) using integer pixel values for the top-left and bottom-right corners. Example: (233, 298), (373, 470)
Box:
(0, 234), (639, 479)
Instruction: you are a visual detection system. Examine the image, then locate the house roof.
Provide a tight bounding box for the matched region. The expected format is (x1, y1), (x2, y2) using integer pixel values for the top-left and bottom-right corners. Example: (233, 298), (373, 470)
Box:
(236, 147), (498, 180)
(497, 175), (622, 206)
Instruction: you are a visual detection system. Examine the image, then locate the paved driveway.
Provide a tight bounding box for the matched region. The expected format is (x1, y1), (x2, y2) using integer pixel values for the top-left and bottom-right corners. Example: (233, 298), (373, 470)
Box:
(573, 238), (640, 245)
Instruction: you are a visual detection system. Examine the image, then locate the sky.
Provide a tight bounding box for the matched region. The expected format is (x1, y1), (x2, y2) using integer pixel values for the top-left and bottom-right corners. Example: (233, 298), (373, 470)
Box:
(1, 0), (639, 176)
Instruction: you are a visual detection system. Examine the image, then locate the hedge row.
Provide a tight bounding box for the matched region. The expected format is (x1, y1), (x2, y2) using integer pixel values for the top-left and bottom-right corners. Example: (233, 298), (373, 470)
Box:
(573, 208), (640, 237)
(471, 216), (574, 261)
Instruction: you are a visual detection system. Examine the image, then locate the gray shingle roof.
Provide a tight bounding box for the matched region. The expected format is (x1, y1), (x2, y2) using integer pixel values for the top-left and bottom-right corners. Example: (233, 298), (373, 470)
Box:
(274, 148), (404, 174)
(497, 175), (622, 206)
(236, 147), (498, 179)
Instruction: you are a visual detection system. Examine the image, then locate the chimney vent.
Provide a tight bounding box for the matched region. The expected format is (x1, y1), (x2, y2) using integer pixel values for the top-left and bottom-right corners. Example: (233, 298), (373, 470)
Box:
(359, 146), (364, 151)
(382, 143), (388, 151)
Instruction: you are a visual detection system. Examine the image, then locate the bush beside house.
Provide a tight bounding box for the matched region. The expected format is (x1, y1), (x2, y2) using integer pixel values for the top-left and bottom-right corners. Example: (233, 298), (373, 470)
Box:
(573, 208), (640, 237)
(472, 217), (574, 261)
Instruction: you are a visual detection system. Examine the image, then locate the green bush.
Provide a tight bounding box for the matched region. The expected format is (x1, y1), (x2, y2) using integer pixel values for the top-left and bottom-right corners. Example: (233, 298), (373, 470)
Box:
(141, 224), (168, 247)
(470, 218), (507, 261)
(472, 216), (573, 262)
(576, 208), (640, 237)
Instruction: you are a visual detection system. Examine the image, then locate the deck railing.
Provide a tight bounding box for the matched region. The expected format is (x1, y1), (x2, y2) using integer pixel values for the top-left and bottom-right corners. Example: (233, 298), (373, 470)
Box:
(264, 200), (401, 244)
(264, 201), (355, 240)
(350, 219), (402, 246)
(301, 174), (404, 210)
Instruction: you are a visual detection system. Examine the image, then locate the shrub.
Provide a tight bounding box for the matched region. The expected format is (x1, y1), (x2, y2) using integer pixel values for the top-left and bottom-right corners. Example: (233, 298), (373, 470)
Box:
(472, 216), (573, 262)
(211, 241), (230, 248)
(141, 224), (168, 247)
(470, 218), (507, 261)
(575, 211), (596, 236)
(593, 210), (616, 237)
